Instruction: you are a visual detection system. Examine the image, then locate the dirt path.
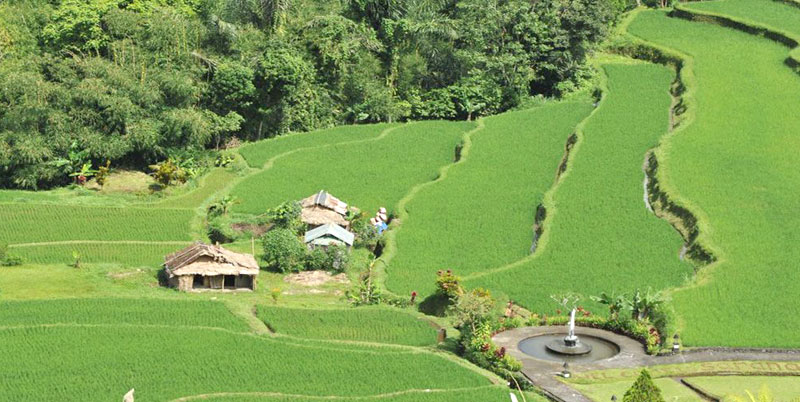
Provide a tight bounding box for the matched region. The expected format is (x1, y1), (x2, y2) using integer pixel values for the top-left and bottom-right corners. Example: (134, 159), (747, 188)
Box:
(169, 385), (503, 402)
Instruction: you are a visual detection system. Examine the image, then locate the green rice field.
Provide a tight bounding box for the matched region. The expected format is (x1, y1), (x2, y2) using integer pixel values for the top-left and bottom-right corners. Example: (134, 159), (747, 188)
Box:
(386, 102), (594, 295)
(684, 0), (800, 37)
(0, 325), (495, 401)
(459, 63), (690, 313)
(0, 298), (250, 330)
(231, 120), (473, 215)
(239, 124), (397, 168)
(627, 9), (800, 347)
(8, 241), (190, 266)
(190, 387), (531, 402)
(0, 204), (195, 244)
(3, 1), (800, 398)
(257, 305), (437, 346)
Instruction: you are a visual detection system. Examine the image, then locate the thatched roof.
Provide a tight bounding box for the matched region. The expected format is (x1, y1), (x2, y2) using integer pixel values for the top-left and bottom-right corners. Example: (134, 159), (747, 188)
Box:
(165, 242), (259, 277)
(301, 206), (350, 227)
(301, 190), (348, 216)
(304, 223), (354, 246)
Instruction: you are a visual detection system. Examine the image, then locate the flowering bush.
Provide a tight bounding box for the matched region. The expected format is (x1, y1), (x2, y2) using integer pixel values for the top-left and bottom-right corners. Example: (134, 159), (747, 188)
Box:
(435, 270), (463, 300)
(462, 321), (521, 377)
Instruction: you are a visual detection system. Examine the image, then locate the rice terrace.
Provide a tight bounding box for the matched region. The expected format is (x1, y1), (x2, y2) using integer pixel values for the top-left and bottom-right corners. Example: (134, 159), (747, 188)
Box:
(0, 0), (799, 401)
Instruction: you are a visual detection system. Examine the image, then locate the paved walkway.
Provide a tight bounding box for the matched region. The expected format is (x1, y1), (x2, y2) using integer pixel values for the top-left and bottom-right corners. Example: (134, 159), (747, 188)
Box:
(493, 326), (800, 402)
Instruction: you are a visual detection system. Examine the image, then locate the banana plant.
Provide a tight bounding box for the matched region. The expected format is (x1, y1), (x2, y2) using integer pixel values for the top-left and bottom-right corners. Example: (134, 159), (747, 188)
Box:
(69, 163), (98, 185)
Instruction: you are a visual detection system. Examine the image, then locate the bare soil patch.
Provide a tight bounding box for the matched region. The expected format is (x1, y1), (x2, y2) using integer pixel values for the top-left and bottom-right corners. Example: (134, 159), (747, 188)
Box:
(283, 270), (350, 287)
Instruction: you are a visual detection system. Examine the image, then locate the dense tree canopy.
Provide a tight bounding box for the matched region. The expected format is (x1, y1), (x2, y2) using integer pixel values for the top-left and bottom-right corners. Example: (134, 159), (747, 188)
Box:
(0, 0), (633, 189)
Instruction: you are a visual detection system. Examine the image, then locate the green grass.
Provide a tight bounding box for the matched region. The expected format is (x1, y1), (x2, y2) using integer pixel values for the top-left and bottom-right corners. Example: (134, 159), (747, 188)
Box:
(8, 242), (189, 266)
(257, 305), (437, 346)
(0, 298), (251, 331)
(231, 120), (473, 215)
(0, 325), (494, 401)
(385, 102), (594, 296)
(568, 361), (800, 402)
(627, 10), (800, 347)
(571, 378), (702, 402)
(0, 204), (195, 244)
(0, 265), (103, 299)
(684, 376), (800, 401)
(459, 64), (690, 313)
(238, 124), (396, 168)
(685, 0), (800, 37)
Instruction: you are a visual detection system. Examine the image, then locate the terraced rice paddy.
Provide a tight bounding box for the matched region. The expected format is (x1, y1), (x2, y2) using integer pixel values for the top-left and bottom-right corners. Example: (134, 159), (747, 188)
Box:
(462, 63), (692, 313)
(684, 0), (800, 36)
(257, 305), (437, 346)
(238, 124), (396, 168)
(8, 242), (190, 266)
(231, 121), (473, 215)
(0, 324), (497, 401)
(386, 102), (594, 295)
(627, 9), (800, 348)
(0, 204), (194, 244)
(0, 298), (250, 330)
(188, 387), (527, 402)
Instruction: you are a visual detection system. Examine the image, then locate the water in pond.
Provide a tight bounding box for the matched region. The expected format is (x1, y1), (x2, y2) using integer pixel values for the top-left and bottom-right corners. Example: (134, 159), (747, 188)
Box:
(518, 334), (620, 363)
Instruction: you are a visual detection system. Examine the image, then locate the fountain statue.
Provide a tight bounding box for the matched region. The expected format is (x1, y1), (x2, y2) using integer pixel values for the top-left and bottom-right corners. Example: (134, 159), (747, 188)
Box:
(545, 308), (593, 355)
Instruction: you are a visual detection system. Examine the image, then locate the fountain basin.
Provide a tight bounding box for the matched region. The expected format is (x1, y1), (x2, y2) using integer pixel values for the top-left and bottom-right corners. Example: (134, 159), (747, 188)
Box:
(518, 334), (620, 363)
(546, 338), (593, 355)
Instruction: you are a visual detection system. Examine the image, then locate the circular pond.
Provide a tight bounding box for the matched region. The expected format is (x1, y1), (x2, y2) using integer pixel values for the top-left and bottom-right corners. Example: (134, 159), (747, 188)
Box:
(518, 334), (620, 363)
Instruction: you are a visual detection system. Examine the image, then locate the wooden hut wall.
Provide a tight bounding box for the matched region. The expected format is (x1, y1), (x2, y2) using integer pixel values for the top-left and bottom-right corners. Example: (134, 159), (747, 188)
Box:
(177, 276), (193, 291)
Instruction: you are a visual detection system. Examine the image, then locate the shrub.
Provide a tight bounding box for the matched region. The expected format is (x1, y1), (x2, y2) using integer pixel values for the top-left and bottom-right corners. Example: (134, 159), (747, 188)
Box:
(435, 270), (463, 300)
(0, 243), (22, 267)
(325, 245), (349, 273)
(460, 320), (522, 379)
(265, 201), (302, 234)
(261, 228), (306, 273)
(95, 160), (111, 187)
(207, 215), (236, 244)
(623, 369), (665, 402)
(304, 248), (328, 271)
(450, 288), (495, 333)
(351, 218), (380, 249)
(150, 159), (186, 186)
(304, 245), (349, 272)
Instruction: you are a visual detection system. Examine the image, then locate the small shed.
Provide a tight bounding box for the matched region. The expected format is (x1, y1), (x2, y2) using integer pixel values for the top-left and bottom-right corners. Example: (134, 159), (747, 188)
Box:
(304, 223), (355, 249)
(300, 190), (350, 229)
(164, 242), (259, 291)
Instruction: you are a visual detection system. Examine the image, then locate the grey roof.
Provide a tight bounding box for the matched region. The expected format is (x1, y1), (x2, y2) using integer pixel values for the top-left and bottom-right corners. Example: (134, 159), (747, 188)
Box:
(304, 223), (354, 246)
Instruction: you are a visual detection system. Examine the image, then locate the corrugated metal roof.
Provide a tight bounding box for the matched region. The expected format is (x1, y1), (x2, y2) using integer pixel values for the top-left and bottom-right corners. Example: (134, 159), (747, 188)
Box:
(304, 223), (354, 246)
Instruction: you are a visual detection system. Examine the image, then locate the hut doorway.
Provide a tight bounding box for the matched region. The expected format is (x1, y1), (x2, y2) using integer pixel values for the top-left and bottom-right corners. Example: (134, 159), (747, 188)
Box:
(193, 275), (206, 289)
(224, 275), (236, 289)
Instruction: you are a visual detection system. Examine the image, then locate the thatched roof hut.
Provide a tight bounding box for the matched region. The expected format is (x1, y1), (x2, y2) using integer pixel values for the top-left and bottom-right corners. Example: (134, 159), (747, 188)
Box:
(304, 223), (355, 249)
(300, 190), (351, 228)
(164, 242), (259, 291)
